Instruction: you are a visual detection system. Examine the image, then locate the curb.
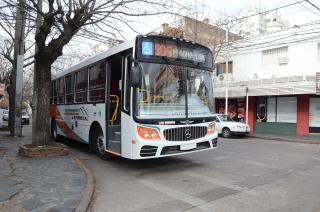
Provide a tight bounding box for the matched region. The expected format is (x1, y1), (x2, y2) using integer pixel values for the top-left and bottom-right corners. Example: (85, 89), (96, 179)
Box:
(249, 135), (320, 145)
(72, 156), (95, 212)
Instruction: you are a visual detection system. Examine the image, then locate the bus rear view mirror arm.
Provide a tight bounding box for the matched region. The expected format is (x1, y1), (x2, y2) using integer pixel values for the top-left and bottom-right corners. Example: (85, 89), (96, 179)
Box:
(131, 66), (141, 87)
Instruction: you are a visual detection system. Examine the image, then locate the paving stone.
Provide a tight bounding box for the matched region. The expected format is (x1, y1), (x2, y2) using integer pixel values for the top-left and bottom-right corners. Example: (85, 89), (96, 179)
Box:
(0, 134), (85, 211)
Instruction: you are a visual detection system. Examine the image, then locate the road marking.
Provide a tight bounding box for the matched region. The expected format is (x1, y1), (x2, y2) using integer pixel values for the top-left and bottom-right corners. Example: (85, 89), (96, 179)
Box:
(241, 160), (283, 169)
(139, 179), (212, 211)
(186, 172), (257, 196)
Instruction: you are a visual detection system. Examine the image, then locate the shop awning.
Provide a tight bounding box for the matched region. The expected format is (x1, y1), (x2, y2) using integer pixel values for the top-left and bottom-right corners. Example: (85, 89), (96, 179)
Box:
(214, 75), (316, 98)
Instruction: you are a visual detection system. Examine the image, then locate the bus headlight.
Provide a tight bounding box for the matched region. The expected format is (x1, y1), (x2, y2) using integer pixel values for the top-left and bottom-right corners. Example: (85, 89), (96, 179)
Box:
(137, 125), (161, 140)
(207, 122), (215, 135)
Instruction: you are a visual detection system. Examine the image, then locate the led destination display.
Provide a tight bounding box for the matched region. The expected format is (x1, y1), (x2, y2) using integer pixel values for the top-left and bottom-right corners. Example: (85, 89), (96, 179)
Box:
(139, 38), (212, 69)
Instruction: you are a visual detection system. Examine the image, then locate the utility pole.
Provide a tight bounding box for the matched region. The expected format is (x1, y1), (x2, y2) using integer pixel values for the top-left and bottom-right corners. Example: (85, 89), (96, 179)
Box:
(13, 0), (26, 137)
(225, 28), (229, 115)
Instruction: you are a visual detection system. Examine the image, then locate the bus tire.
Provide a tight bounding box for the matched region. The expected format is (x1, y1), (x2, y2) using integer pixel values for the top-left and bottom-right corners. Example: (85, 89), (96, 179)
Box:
(51, 119), (59, 142)
(92, 127), (112, 160)
(222, 127), (231, 138)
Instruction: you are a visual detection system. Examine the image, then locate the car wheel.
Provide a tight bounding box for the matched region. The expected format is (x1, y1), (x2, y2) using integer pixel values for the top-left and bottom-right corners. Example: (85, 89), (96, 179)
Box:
(222, 128), (231, 138)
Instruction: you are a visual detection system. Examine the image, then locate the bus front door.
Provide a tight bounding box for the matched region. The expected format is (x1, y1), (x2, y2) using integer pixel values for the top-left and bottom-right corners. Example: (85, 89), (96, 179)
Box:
(106, 56), (122, 154)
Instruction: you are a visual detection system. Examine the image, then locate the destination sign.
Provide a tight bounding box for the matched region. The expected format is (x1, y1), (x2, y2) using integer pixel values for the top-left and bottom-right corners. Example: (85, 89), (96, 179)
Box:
(139, 37), (212, 69)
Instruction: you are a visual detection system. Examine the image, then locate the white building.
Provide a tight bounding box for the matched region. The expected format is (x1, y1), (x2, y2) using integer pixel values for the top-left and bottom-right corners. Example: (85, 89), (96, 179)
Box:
(237, 9), (290, 37)
(214, 21), (320, 136)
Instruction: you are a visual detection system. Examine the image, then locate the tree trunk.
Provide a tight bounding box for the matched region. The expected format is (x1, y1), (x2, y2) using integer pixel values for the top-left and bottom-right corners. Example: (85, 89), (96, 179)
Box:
(32, 61), (52, 146)
(8, 81), (15, 137)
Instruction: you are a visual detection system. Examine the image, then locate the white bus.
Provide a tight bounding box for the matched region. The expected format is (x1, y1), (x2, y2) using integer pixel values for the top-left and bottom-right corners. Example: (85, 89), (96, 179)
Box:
(50, 35), (218, 159)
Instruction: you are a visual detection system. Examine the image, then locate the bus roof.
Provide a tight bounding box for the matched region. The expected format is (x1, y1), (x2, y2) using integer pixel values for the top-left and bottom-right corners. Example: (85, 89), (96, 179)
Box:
(52, 37), (136, 80)
(52, 35), (213, 80)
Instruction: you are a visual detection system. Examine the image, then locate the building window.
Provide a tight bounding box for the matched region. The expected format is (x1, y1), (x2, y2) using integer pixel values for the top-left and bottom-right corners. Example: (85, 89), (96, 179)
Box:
(309, 97), (320, 133)
(89, 62), (106, 102)
(215, 61), (233, 76)
(75, 69), (88, 103)
(266, 96), (297, 123)
(57, 78), (65, 104)
(65, 74), (74, 104)
(262, 46), (288, 66)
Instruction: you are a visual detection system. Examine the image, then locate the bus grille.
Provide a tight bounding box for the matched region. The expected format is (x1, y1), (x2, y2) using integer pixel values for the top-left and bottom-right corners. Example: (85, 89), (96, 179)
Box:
(163, 126), (207, 141)
(140, 145), (158, 157)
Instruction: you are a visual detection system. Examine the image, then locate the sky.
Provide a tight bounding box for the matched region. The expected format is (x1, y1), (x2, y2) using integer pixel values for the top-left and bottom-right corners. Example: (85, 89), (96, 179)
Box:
(43, 0), (320, 71)
(132, 0), (320, 37)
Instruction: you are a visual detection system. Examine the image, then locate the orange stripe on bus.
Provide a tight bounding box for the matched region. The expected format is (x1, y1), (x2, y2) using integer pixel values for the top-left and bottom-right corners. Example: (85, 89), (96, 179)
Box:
(50, 105), (57, 117)
(105, 150), (121, 156)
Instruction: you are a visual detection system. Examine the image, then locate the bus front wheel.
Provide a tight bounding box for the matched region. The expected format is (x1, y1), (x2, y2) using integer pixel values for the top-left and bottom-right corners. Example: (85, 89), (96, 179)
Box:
(92, 127), (112, 160)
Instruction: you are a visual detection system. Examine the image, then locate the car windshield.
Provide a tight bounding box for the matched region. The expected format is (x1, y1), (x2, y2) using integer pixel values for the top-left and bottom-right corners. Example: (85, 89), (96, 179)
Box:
(218, 115), (234, 122)
(22, 112), (27, 116)
(136, 63), (214, 119)
(3, 110), (8, 114)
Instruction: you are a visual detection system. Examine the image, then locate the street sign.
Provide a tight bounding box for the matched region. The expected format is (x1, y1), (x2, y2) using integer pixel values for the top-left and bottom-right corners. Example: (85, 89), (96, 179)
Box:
(317, 72), (320, 95)
(0, 83), (5, 97)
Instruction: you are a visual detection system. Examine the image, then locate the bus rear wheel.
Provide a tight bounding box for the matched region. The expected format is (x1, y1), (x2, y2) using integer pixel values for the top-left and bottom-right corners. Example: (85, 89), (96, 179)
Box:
(92, 127), (112, 160)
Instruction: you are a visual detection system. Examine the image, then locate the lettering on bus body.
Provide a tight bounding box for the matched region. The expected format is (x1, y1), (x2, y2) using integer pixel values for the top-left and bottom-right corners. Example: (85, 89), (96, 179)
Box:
(64, 107), (89, 121)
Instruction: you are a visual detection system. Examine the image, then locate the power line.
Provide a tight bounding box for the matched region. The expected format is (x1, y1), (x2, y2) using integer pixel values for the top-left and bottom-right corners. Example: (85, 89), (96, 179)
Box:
(293, 0), (320, 17)
(226, 32), (320, 52)
(305, 0), (320, 11)
(223, 0), (308, 25)
(228, 20), (320, 45)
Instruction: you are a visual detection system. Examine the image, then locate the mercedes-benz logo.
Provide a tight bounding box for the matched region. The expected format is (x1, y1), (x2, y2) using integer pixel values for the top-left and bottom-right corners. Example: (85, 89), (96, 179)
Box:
(185, 129), (191, 139)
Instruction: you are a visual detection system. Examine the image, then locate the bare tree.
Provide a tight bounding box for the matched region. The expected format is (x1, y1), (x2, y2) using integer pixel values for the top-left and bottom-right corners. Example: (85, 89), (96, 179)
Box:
(0, 0), (188, 147)
(0, 4), (34, 136)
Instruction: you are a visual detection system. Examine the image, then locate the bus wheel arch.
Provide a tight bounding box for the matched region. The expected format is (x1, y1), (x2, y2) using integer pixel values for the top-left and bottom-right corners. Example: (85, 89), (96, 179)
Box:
(89, 122), (112, 159)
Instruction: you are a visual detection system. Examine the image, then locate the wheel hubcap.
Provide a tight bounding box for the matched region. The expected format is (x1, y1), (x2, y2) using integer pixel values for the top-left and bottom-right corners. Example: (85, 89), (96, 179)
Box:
(223, 130), (229, 137)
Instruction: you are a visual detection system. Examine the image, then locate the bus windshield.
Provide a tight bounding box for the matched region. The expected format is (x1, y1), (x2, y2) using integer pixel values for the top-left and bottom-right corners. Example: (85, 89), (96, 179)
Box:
(136, 63), (214, 119)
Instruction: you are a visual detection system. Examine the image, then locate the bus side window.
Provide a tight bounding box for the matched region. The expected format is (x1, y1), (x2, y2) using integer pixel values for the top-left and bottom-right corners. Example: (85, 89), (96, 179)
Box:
(89, 62), (106, 102)
(123, 55), (131, 113)
(65, 74), (74, 103)
(75, 69), (88, 103)
(57, 77), (65, 104)
(52, 80), (57, 104)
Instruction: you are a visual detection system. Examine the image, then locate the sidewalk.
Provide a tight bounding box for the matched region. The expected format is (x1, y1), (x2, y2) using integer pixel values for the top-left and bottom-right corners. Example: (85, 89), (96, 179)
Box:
(250, 133), (320, 144)
(0, 129), (87, 212)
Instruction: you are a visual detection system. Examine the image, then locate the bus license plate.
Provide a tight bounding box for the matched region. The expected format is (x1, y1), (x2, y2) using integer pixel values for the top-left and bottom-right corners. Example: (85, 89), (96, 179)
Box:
(180, 143), (196, 151)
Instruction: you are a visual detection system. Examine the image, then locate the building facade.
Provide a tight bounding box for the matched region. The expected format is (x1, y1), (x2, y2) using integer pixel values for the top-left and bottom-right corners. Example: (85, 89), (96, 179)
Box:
(214, 22), (320, 135)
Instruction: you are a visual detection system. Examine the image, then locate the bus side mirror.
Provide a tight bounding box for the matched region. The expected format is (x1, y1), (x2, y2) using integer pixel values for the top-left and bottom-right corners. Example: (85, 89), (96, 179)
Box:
(131, 66), (141, 87)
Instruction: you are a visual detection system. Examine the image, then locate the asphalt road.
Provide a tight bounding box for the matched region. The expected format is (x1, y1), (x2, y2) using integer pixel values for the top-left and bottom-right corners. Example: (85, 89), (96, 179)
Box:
(22, 126), (320, 212)
(67, 137), (320, 212)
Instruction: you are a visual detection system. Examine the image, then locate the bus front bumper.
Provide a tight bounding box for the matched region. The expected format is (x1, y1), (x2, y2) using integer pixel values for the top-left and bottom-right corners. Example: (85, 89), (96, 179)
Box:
(132, 136), (218, 159)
